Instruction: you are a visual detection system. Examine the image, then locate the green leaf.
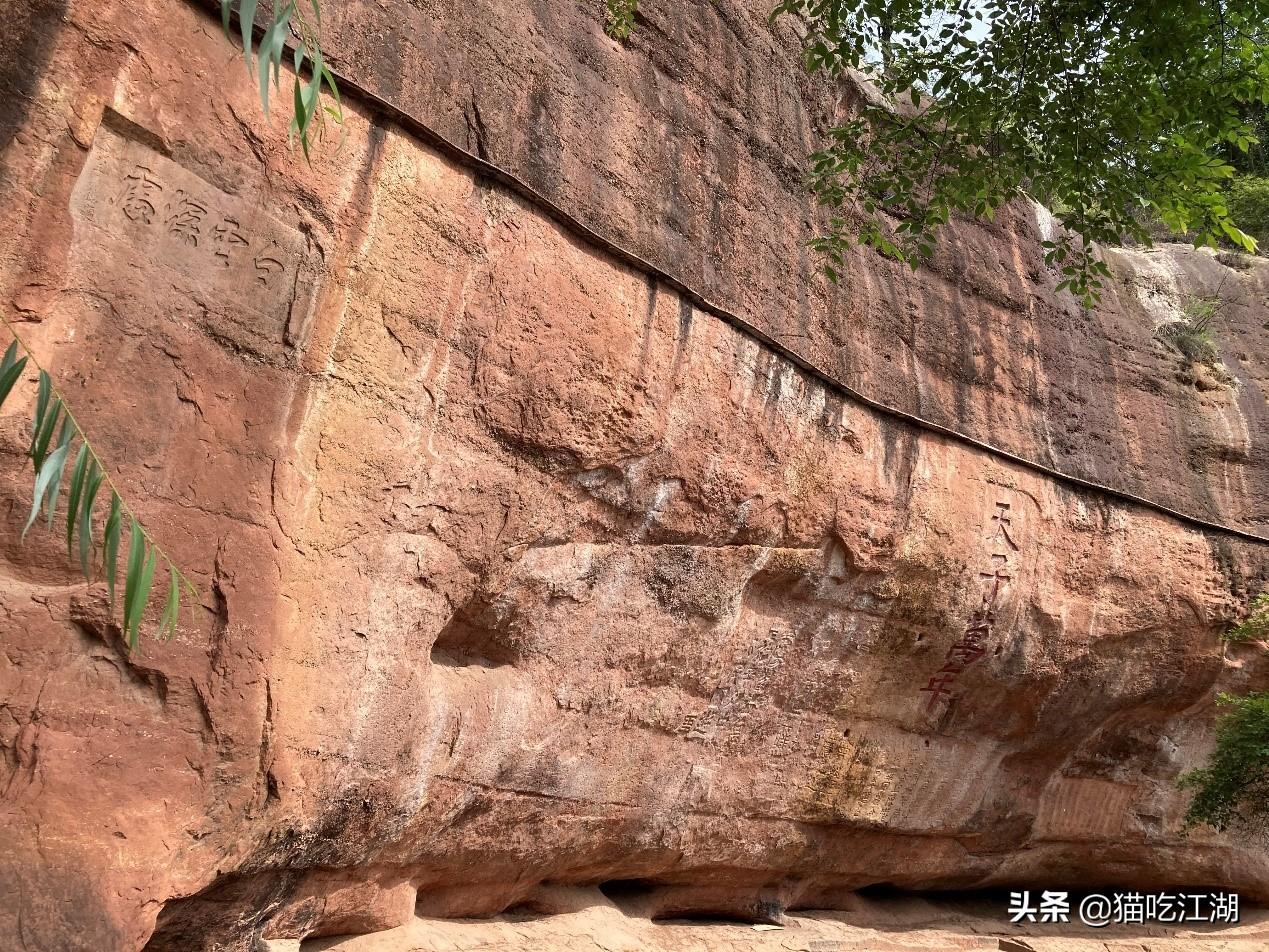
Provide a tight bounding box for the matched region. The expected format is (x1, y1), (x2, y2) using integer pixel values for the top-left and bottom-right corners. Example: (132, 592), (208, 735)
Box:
(79, 461), (105, 580)
(31, 396), (63, 474)
(221, 0), (233, 39)
(29, 371), (50, 456)
(65, 442), (90, 557)
(321, 64), (342, 120)
(303, 46), (325, 128)
(158, 565), (181, 640)
(240, 0), (259, 68)
(24, 441), (72, 540)
(0, 354), (29, 412)
(257, 4), (294, 117)
(0, 340), (17, 376)
(103, 494), (122, 612)
(43, 420), (75, 526)
(123, 518), (148, 648)
(135, 547), (158, 645)
(292, 76), (308, 143)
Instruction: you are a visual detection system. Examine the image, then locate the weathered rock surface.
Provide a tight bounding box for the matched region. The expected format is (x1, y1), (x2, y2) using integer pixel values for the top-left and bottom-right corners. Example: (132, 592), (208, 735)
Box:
(0, 1), (1266, 951)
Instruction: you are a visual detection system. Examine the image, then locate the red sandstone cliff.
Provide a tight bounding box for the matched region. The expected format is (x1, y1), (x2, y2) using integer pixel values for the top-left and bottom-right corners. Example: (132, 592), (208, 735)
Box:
(1, 1), (1267, 950)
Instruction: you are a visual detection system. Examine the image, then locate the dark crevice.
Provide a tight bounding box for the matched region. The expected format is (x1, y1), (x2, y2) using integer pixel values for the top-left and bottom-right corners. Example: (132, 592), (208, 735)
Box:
(429, 598), (522, 668)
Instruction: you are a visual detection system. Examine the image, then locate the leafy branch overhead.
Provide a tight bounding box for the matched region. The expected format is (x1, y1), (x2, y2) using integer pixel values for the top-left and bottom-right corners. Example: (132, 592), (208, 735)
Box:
(776, 0), (1268, 303)
(220, 0), (343, 158)
(0, 336), (194, 648)
(603, 0), (1267, 303)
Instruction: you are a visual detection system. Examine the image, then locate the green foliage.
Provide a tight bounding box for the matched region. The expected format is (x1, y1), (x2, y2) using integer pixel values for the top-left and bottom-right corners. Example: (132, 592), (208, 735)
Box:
(1158, 293), (1224, 364)
(220, 0), (342, 160)
(1227, 173), (1269, 247)
(0, 334), (195, 648)
(605, 0), (639, 40)
(1226, 592), (1269, 642)
(772, 0), (1269, 304)
(1180, 691), (1269, 830)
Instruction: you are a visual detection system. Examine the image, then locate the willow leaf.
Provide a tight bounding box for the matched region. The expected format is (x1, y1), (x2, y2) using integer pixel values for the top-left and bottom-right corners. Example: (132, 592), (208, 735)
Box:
(0, 355), (29, 414)
(30, 371), (49, 450)
(23, 442), (71, 539)
(79, 461), (105, 580)
(221, 0), (233, 38)
(240, 0), (259, 67)
(43, 420), (75, 526)
(103, 494), (122, 611)
(158, 565), (181, 640)
(292, 73), (308, 143)
(257, 18), (276, 116)
(321, 64), (342, 120)
(65, 443), (90, 557)
(130, 547), (158, 650)
(123, 518), (146, 647)
(258, 4), (294, 117)
(302, 46), (324, 121)
(31, 396), (63, 473)
(0, 340), (18, 377)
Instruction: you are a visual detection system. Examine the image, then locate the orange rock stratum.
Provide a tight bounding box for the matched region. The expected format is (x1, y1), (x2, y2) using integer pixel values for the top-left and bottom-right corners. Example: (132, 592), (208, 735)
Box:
(1, 1), (1267, 950)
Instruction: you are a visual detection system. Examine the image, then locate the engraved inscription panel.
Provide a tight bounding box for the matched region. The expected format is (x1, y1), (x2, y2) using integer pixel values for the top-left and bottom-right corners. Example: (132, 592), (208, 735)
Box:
(70, 121), (318, 357)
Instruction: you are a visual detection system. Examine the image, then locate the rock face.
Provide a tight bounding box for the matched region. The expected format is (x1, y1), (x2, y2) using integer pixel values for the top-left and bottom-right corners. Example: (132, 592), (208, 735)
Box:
(0, 1), (1267, 950)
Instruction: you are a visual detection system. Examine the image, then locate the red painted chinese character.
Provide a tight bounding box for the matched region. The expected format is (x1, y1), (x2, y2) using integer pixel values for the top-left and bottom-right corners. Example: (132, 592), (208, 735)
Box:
(946, 639), (986, 666)
(920, 673), (957, 711)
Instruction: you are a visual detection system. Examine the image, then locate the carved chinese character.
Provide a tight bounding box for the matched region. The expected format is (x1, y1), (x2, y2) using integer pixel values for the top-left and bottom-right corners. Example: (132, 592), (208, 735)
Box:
(992, 501), (1019, 550)
(980, 554), (1012, 606)
(253, 242), (286, 285)
(164, 190), (208, 246)
(211, 216), (250, 266)
(118, 165), (163, 224)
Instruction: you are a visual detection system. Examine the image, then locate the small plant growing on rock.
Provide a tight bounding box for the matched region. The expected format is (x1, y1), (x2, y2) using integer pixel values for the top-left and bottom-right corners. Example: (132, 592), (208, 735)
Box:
(1179, 691), (1269, 831)
(1158, 294), (1222, 364)
(1225, 592), (1269, 643)
(604, 0), (638, 40)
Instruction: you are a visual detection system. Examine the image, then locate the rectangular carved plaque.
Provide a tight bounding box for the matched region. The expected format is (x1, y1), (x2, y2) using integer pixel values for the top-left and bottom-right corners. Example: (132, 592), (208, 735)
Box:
(70, 119), (319, 358)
